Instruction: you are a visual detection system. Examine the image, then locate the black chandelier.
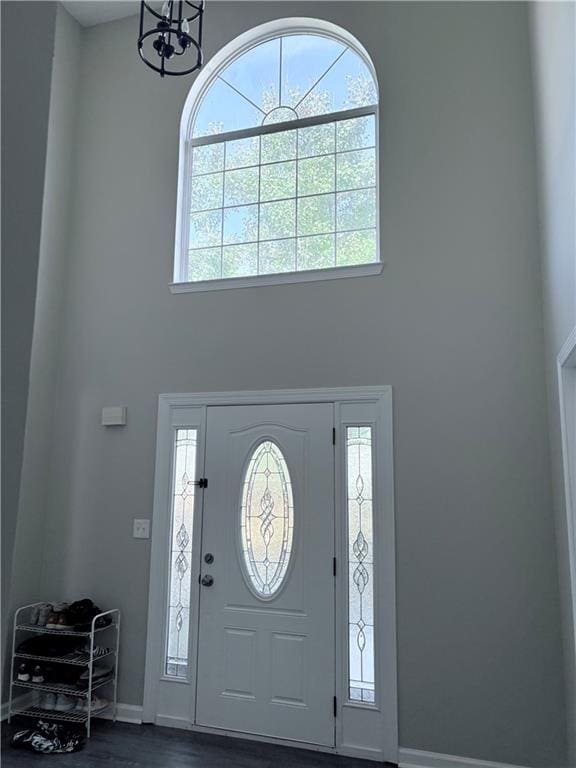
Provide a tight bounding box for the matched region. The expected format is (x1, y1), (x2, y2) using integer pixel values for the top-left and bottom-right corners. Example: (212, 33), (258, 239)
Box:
(138, 1), (204, 77)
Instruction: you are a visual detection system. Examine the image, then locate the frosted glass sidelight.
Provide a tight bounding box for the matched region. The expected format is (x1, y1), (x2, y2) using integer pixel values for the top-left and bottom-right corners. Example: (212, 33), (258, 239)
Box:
(240, 441), (294, 598)
(346, 427), (375, 704)
(165, 429), (197, 678)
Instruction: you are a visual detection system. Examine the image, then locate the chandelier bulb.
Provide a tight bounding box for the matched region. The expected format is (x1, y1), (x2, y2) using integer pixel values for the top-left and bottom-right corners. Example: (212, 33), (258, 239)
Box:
(181, 18), (190, 34)
(161, 1), (171, 18)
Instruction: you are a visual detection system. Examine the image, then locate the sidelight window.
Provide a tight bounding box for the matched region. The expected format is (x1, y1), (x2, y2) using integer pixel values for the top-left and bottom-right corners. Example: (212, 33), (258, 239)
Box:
(165, 429), (197, 678)
(346, 426), (375, 703)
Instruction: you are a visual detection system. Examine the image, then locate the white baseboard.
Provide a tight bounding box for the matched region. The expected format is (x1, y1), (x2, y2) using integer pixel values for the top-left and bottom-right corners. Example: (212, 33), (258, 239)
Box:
(399, 748), (529, 768)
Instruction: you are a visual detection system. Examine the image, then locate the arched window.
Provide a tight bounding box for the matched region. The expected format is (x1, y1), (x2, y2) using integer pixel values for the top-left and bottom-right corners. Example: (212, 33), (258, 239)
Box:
(173, 19), (381, 291)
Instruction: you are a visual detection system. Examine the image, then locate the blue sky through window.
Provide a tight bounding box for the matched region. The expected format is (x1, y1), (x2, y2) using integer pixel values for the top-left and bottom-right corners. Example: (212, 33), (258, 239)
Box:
(221, 38), (280, 113)
(281, 35), (346, 107)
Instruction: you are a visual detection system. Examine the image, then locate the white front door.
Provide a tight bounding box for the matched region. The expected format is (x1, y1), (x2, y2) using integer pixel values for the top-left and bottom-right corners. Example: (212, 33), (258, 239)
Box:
(195, 403), (335, 746)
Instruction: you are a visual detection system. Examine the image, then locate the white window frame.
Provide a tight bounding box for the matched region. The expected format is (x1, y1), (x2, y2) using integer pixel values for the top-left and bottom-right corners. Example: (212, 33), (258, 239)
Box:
(171, 18), (383, 294)
(143, 387), (397, 762)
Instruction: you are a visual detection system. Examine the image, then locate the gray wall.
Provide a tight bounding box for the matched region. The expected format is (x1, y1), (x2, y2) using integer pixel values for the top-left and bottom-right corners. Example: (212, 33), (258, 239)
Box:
(1, 0), (56, 649)
(530, 3), (576, 765)
(10, 5), (82, 621)
(36, 3), (565, 765)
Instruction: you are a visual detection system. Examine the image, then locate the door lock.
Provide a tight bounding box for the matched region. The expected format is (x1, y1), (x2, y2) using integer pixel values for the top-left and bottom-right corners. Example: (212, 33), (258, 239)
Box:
(204, 553), (214, 564)
(201, 574), (214, 587)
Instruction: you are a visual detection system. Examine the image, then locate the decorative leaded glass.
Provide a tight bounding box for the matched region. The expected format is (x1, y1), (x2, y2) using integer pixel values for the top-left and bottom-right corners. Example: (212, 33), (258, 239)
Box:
(240, 441), (294, 598)
(346, 427), (375, 703)
(165, 429), (197, 678)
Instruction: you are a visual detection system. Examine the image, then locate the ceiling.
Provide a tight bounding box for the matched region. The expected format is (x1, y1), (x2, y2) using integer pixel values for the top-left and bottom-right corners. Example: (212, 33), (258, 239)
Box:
(62, 1), (140, 27)
(62, 0), (356, 28)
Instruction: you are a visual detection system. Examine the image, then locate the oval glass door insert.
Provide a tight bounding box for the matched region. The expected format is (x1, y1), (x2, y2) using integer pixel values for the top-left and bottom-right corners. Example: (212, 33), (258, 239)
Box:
(240, 441), (294, 598)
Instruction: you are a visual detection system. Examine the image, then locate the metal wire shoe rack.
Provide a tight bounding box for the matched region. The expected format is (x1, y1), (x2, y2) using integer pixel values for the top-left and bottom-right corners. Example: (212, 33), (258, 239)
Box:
(8, 603), (120, 737)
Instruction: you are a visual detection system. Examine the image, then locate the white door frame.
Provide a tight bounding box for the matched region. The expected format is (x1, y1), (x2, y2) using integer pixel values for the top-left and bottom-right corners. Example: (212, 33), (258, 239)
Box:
(558, 328), (576, 654)
(143, 386), (397, 763)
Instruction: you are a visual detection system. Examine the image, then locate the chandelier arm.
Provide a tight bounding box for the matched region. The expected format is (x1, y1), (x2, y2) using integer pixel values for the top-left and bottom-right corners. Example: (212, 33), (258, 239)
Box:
(138, 28), (202, 77)
(139, 0), (204, 77)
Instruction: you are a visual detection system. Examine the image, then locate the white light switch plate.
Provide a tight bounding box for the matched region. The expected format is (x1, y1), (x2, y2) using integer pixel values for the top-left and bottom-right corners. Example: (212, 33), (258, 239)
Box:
(133, 519), (150, 539)
(101, 406), (127, 426)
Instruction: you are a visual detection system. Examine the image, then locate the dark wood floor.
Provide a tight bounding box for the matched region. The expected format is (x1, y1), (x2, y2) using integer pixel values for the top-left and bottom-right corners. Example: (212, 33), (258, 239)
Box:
(1, 720), (392, 767)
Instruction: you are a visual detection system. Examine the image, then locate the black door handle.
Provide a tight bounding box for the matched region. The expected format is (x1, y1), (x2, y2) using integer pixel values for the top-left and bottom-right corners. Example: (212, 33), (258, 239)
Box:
(201, 574), (214, 587)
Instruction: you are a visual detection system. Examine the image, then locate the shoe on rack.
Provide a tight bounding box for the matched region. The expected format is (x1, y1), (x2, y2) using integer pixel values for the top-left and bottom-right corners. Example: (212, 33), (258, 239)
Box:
(68, 599), (112, 631)
(89, 695), (109, 713)
(81, 642), (111, 659)
(17, 663), (30, 682)
(40, 693), (57, 711)
(45, 611), (60, 629)
(46, 602), (69, 629)
(31, 690), (42, 708)
(78, 665), (112, 682)
(41, 665), (56, 684)
(29, 606), (40, 625)
(37, 604), (52, 627)
(32, 665), (44, 683)
(56, 613), (74, 630)
(54, 694), (76, 712)
(75, 695), (109, 714)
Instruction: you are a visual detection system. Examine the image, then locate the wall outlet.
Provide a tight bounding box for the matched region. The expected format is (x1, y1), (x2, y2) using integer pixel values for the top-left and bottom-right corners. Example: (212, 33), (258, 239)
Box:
(133, 519), (150, 539)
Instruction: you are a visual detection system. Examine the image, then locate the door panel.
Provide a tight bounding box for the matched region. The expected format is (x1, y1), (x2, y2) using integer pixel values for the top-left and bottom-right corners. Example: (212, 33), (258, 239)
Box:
(196, 403), (335, 746)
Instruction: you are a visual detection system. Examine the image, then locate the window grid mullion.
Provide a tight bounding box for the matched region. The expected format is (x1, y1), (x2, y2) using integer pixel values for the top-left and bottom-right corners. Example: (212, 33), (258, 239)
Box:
(191, 142), (376, 181)
(295, 127), (300, 270)
(333, 122), (337, 267)
(190, 184), (376, 217)
(187, 225), (376, 253)
(220, 143), (226, 277)
(279, 37), (283, 106)
(256, 135), (262, 275)
(189, 104), (376, 148)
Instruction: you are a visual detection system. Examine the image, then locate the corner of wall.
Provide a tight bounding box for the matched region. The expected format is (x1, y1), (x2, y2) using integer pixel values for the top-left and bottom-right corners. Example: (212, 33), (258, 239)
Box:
(1, 0), (58, 692)
(528, 3), (576, 765)
(3, 1), (83, 695)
